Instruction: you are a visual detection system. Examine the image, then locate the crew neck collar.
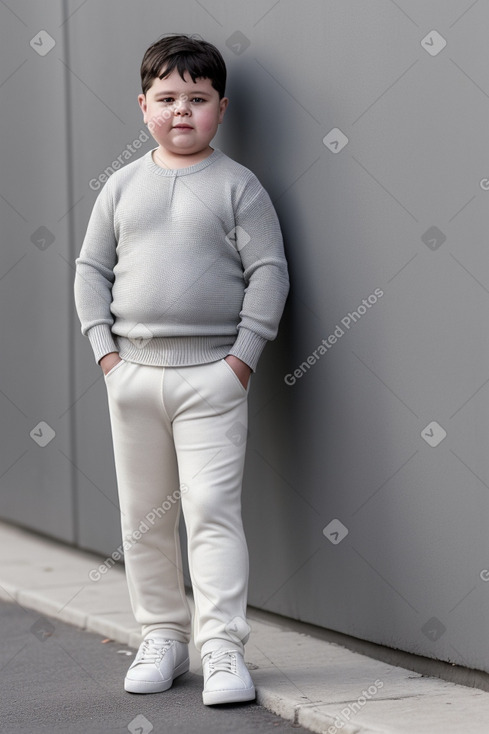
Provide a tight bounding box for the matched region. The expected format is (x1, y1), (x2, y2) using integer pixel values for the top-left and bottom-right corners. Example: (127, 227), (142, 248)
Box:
(146, 147), (222, 176)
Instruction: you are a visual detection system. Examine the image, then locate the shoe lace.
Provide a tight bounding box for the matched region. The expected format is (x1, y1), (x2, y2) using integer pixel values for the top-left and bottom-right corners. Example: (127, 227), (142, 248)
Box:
(206, 649), (237, 674)
(138, 638), (172, 664)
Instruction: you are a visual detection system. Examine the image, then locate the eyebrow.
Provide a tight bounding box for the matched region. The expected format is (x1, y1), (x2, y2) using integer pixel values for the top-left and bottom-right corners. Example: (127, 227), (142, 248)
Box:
(154, 90), (211, 96)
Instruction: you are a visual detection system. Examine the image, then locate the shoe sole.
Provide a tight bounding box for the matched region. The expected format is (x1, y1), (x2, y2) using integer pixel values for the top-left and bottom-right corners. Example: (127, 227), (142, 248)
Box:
(124, 657), (189, 694)
(202, 685), (256, 706)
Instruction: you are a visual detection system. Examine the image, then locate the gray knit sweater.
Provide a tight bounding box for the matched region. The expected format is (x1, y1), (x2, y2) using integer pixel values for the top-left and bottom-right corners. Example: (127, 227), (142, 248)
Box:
(74, 147), (289, 372)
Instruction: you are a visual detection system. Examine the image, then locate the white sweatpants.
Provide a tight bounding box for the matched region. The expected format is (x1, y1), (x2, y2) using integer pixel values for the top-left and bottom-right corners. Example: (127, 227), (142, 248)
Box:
(103, 356), (252, 657)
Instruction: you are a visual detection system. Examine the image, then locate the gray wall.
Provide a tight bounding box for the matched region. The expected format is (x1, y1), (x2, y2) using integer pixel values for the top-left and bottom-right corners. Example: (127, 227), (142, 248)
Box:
(1, 0), (488, 673)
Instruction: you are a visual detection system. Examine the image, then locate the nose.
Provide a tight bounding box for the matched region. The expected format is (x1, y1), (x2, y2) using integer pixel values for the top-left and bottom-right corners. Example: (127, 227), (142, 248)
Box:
(174, 98), (191, 116)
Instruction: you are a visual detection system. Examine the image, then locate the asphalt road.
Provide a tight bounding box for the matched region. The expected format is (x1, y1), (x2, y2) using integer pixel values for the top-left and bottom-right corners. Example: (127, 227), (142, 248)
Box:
(0, 599), (310, 734)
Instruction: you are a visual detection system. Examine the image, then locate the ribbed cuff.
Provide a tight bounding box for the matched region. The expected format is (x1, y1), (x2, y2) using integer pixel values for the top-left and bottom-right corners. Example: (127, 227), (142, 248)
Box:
(87, 324), (119, 365)
(228, 328), (268, 372)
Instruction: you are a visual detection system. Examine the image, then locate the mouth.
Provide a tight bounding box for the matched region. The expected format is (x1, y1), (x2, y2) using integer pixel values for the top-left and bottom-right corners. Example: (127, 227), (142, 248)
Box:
(172, 124), (193, 130)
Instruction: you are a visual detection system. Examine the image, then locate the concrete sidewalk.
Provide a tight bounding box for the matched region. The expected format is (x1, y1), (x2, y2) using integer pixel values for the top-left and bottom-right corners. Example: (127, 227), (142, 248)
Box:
(1, 519), (489, 734)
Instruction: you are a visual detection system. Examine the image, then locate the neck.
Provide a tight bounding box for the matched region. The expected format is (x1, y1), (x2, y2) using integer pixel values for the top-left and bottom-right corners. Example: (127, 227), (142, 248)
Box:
(153, 146), (214, 170)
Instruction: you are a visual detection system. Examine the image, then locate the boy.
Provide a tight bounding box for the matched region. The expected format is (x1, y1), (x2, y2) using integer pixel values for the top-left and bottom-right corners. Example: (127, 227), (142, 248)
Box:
(74, 33), (289, 706)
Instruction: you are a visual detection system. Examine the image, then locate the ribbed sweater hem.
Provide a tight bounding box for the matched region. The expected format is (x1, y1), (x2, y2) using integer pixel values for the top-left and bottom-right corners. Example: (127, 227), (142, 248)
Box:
(115, 334), (234, 367)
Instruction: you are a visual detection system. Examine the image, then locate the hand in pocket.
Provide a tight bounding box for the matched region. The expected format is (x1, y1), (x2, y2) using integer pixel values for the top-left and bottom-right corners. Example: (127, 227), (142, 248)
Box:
(224, 355), (251, 390)
(100, 352), (122, 376)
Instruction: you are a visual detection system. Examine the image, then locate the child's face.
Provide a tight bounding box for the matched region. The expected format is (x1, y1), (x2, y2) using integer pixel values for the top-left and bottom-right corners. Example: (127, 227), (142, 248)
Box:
(138, 67), (228, 159)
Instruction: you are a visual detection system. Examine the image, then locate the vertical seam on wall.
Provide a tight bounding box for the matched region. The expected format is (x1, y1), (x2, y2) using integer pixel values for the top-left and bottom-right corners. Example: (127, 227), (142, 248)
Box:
(60, 0), (79, 547)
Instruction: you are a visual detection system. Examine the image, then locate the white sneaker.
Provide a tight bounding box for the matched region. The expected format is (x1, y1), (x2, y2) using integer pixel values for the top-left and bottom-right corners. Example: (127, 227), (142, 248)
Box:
(124, 635), (189, 693)
(202, 648), (256, 705)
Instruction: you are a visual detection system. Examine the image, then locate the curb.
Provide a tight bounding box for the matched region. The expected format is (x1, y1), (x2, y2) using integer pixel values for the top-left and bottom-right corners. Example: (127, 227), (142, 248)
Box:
(2, 519), (489, 734)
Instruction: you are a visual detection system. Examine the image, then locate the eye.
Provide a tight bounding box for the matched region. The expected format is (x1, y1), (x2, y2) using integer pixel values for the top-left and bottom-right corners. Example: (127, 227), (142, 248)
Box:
(159, 97), (174, 103)
(191, 97), (205, 103)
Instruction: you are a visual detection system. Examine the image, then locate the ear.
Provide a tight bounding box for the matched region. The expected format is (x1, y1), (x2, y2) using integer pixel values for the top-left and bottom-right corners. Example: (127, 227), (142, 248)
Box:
(138, 93), (148, 123)
(218, 96), (229, 124)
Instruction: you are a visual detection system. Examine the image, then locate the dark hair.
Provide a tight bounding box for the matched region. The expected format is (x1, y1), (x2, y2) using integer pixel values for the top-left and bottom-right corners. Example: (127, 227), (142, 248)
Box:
(140, 33), (226, 98)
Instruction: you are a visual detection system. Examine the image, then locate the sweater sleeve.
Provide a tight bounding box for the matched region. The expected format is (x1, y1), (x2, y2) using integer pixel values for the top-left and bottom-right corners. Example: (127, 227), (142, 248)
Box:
(227, 179), (290, 372)
(73, 181), (119, 364)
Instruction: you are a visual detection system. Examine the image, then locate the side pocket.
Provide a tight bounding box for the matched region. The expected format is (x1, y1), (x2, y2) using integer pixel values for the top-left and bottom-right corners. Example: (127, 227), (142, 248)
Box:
(103, 359), (125, 379)
(220, 358), (249, 393)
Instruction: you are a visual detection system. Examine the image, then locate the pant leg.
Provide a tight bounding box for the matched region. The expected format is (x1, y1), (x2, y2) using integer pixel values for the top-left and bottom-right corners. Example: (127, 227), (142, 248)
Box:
(161, 358), (252, 656)
(104, 359), (192, 643)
